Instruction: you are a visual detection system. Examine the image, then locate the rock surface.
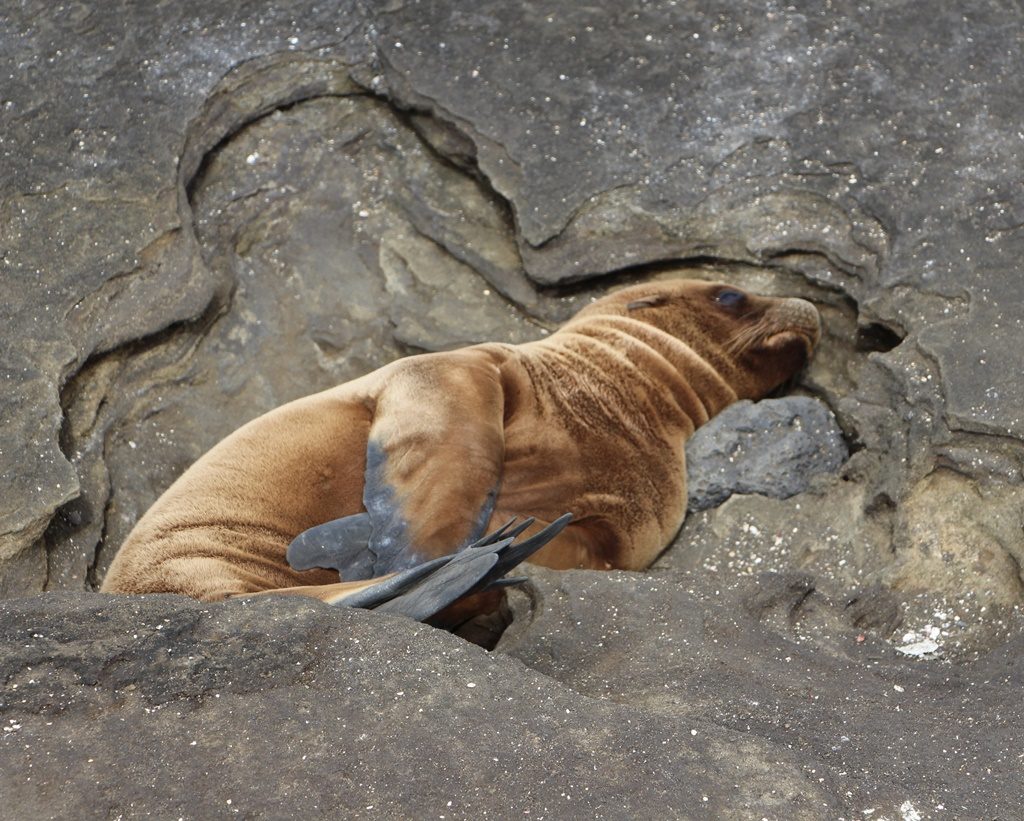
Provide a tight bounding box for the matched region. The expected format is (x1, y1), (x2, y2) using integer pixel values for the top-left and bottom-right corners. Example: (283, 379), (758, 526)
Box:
(3, 0), (1024, 817)
(3, 590), (1021, 820)
(685, 397), (848, 512)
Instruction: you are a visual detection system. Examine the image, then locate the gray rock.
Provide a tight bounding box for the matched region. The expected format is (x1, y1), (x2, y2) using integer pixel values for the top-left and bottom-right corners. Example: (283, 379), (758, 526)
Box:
(883, 469), (1024, 609)
(2, 586), (1019, 819)
(502, 566), (1023, 818)
(0, 592), (841, 820)
(686, 397), (848, 512)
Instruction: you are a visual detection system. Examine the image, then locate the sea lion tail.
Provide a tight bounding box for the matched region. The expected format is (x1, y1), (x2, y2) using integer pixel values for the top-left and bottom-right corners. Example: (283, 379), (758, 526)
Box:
(336, 513), (573, 622)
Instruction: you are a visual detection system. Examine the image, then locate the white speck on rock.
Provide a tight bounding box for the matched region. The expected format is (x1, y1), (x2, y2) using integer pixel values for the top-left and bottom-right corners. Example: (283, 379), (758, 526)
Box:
(900, 800), (923, 821)
(895, 633), (942, 658)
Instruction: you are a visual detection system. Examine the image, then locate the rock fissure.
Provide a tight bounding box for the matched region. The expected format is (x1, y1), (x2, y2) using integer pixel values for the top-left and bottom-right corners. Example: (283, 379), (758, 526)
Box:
(45, 296), (232, 590)
(183, 90), (374, 203)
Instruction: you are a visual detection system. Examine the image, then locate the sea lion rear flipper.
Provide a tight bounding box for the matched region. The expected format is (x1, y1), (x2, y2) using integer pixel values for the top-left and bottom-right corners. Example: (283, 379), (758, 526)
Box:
(336, 514), (572, 621)
(372, 550), (501, 621)
(261, 518), (567, 616)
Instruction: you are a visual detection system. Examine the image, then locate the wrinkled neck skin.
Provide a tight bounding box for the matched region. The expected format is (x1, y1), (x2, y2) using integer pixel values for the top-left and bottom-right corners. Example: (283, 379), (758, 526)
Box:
(515, 311), (742, 438)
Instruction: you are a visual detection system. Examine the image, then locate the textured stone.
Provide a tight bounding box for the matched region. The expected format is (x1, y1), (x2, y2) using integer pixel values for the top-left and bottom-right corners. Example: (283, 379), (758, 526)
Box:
(501, 566), (1023, 818)
(3, 1), (1024, 816)
(685, 397), (848, 512)
(0, 593), (842, 820)
(884, 470), (1024, 608)
(3, 587), (1018, 819)
(0, 0), (374, 590)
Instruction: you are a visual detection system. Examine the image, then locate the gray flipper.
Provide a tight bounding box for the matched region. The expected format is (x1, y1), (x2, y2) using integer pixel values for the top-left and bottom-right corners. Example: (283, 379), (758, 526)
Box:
(284, 503), (503, 581)
(336, 555), (451, 609)
(286, 512), (375, 579)
(473, 516), (534, 546)
(486, 514), (572, 577)
(375, 550), (502, 622)
(339, 513), (573, 622)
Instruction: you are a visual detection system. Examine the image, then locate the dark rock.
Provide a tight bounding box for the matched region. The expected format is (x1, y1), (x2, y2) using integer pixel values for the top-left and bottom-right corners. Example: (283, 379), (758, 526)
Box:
(4, 588), (1019, 819)
(1, 592), (842, 819)
(501, 566), (1023, 818)
(843, 585), (903, 637)
(743, 571), (817, 622)
(685, 397), (848, 512)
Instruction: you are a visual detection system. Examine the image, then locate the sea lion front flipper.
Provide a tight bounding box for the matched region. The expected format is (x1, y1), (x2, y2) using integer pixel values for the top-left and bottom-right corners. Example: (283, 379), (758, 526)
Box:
(286, 512), (374, 576)
(359, 352), (509, 574)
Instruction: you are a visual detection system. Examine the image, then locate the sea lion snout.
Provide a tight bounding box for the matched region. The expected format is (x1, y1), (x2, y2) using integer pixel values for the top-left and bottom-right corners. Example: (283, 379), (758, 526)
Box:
(755, 297), (821, 377)
(779, 297), (821, 333)
(765, 297), (821, 348)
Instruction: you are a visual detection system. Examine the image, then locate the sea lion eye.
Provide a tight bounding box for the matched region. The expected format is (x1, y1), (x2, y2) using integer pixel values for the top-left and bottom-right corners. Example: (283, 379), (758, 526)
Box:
(714, 289), (746, 309)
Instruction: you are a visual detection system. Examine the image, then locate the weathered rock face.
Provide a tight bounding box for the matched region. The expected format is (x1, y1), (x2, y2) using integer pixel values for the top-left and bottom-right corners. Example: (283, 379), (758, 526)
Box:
(3, 0), (1023, 816)
(3, 590), (1021, 820)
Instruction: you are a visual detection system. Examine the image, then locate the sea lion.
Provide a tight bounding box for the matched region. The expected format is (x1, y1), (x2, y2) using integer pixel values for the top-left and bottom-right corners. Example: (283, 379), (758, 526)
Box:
(101, 279), (820, 620)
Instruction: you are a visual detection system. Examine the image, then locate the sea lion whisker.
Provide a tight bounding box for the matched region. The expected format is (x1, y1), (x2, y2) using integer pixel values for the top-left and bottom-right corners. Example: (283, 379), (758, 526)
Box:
(724, 323), (765, 356)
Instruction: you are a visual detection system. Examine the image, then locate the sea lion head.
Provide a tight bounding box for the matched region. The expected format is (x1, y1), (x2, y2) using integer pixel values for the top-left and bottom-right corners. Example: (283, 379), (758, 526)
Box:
(570, 278), (821, 400)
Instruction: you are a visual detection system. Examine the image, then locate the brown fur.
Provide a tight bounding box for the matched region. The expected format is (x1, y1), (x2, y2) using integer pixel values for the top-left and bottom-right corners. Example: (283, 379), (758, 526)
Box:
(102, 279), (820, 604)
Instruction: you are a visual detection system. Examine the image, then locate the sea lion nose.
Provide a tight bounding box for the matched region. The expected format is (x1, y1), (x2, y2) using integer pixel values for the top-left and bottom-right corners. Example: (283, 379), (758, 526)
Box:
(778, 298), (821, 342)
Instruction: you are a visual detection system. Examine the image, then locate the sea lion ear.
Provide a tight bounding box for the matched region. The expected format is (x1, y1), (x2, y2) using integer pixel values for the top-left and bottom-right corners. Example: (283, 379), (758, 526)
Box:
(626, 294), (668, 311)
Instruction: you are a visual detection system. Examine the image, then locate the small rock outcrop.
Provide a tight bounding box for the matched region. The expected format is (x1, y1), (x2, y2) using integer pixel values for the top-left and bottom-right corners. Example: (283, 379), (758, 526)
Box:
(686, 397), (848, 512)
